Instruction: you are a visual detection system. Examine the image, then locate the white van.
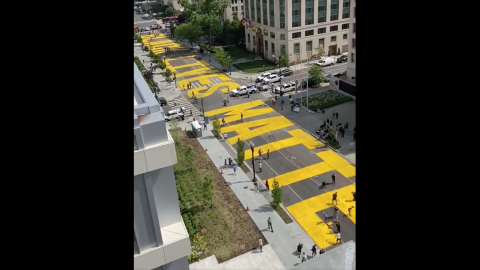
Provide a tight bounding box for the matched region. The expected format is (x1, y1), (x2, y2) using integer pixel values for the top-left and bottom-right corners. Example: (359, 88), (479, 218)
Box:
(317, 57), (335, 67)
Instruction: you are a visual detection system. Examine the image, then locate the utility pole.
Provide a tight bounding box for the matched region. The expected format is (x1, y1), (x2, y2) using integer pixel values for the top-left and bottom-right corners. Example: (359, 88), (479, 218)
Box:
(250, 141), (256, 181)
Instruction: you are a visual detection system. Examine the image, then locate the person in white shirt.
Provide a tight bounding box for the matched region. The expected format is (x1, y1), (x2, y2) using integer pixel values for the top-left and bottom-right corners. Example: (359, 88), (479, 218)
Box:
(349, 141), (354, 151)
(336, 232), (341, 243)
(301, 252), (307, 263)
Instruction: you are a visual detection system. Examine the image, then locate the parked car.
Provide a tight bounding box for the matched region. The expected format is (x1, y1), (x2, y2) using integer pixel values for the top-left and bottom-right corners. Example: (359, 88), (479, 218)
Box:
(230, 84), (257, 96)
(278, 68), (293, 77)
(145, 27), (151, 31)
(317, 57), (335, 67)
(164, 107), (185, 121)
(157, 97), (167, 106)
(324, 74), (332, 82)
(336, 55), (347, 63)
(333, 72), (343, 78)
(263, 74), (283, 84)
(275, 82), (296, 94)
(256, 83), (271, 91)
(256, 72), (271, 82)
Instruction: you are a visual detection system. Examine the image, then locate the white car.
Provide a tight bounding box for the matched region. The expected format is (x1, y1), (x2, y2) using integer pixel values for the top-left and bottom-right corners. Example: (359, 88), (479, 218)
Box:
(317, 57), (335, 67)
(256, 72), (271, 82)
(230, 84), (257, 96)
(263, 74), (283, 84)
(145, 27), (151, 31)
(275, 82), (296, 94)
(164, 107), (185, 121)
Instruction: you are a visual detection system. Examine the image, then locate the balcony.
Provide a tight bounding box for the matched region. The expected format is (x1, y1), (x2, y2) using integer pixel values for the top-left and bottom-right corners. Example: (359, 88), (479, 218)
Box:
(134, 220), (191, 270)
(134, 130), (177, 176)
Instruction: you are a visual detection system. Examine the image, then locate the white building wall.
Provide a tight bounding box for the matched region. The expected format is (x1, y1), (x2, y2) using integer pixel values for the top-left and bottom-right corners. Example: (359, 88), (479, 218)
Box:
(347, 0), (355, 80)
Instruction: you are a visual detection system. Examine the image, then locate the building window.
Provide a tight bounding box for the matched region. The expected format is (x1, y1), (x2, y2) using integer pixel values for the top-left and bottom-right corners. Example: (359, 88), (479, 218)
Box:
(318, 38), (324, 49)
(235, 0), (238, 3)
(265, 40), (268, 51)
(262, 0), (268, 25)
(271, 43), (275, 55)
(241, 5), (244, 10)
(353, 23), (356, 33)
(248, 34), (250, 43)
(342, 23), (349, 30)
(292, 32), (301, 39)
(269, 0), (275, 27)
(294, 43), (300, 54)
(343, 34), (347, 39)
(331, 36), (336, 42)
(318, 27), (326, 34)
(330, 25), (338, 32)
(352, 38), (356, 48)
(280, 0), (286, 28)
(250, 0), (255, 21)
(256, 0), (261, 23)
(292, 0), (301, 28)
(351, 53), (355, 62)
(305, 30), (314, 36)
(306, 41), (312, 52)
(270, 32), (275, 39)
(280, 34), (286, 40)
(343, 0), (350, 18)
(317, 0), (326, 23)
(232, 7), (235, 12)
(281, 45), (286, 54)
(330, 0), (339, 21)
(305, 0), (314, 25)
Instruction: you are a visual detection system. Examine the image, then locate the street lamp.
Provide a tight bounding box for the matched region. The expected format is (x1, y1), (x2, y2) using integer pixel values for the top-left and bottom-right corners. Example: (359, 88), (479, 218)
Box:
(208, 51), (211, 62)
(228, 57), (232, 75)
(250, 141), (256, 182)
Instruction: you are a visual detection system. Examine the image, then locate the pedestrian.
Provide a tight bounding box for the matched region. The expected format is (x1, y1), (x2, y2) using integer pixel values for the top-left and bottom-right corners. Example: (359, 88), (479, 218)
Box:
(247, 92), (250, 98)
(336, 112), (339, 119)
(332, 109), (336, 119)
(333, 206), (339, 218)
(335, 221), (341, 233)
(332, 192), (338, 204)
(258, 162), (262, 172)
(331, 172), (336, 186)
(267, 149), (270, 159)
(258, 239), (263, 252)
(301, 252), (307, 263)
(233, 164), (237, 176)
(323, 212), (329, 222)
(258, 149), (262, 159)
(267, 217), (273, 232)
(204, 122), (207, 130)
(348, 206), (354, 216)
(240, 112), (243, 121)
(281, 98), (284, 110)
(320, 181), (327, 189)
(142, 59), (145, 63)
(224, 159), (227, 168)
(297, 243), (303, 257)
(336, 232), (341, 243)
(311, 245), (317, 258)
(266, 179), (270, 190)
(352, 192), (356, 201)
(272, 97), (276, 105)
(222, 118), (225, 126)
(350, 141), (354, 151)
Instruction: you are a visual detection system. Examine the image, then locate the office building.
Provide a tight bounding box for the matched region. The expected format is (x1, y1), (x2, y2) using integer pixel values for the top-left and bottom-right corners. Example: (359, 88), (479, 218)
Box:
(224, 0), (245, 21)
(243, 0), (351, 63)
(134, 63), (191, 270)
(346, 0), (355, 81)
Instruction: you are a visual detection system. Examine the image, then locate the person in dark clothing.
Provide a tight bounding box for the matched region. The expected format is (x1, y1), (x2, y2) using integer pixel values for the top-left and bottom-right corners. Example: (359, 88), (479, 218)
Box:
(266, 179), (269, 190)
(319, 248), (325, 254)
(336, 112), (339, 119)
(297, 243), (303, 257)
(320, 181), (327, 189)
(332, 192), (338, 204)
(352, 192), (356, 201)
(331, 173), (336, 185)
(311, 245), (317, 257)
(335, 221), (341, 233)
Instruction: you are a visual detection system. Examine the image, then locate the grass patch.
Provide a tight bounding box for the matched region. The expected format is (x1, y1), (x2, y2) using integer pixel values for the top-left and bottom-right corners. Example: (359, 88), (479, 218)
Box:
(225, 46), (256, 61)
(173, 130), (267, 263)
(233, 60), (277, 73)
(134, 56), (156, 92)
(272, 203), (293, 224)
(296, 90), (353, 111)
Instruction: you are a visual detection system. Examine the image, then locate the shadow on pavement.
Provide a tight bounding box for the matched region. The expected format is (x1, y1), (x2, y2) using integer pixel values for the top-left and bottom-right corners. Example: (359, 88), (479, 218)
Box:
(253, 204), (274, 213)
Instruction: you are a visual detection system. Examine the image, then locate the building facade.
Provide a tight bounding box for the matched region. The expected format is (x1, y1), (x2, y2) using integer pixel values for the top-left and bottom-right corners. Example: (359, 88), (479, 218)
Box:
(346, 0), (355, 81)
(224, 0), (245, 21)
(134, 63), (191, 270)
(243, 0), (351, 63)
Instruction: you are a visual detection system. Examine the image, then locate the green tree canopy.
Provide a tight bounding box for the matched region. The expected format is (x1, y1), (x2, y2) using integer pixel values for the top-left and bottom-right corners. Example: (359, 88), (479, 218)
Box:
(308, 65), (324, 86)
(165, 7), (176, 16)
(279, 54), (290, 68)
(174, 22), (204, 47)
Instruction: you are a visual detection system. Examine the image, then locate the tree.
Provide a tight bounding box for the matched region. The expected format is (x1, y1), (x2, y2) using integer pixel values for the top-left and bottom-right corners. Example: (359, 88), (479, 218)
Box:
(165, 7), (176, 16)
(308, 65), (324, 86)
(169, 118), (180, 144)
(174, 22), (204, 47)
(211, 115), (222, 139)
(179, 0), (231, 46)
(314, 45), (325, 59)
(165, 67), (172, 78)
(279, 54), (290, 68)
(271, 179), (282, 208)
(236, 138), (245, 166)
(202, 174), (214, 208)
(213, 47), (229, 69)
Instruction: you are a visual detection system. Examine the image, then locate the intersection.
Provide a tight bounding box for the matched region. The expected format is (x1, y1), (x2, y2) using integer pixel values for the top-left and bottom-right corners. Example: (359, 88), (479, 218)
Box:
(146, 30), (356, 250)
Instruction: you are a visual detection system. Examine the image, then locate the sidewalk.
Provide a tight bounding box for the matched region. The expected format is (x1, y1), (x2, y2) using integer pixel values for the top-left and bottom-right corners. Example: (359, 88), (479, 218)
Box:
(196, 125), (316, 269)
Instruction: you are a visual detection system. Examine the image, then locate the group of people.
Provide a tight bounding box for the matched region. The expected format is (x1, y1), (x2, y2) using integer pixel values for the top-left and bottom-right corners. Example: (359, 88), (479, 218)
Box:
(297, 243), (325, 263)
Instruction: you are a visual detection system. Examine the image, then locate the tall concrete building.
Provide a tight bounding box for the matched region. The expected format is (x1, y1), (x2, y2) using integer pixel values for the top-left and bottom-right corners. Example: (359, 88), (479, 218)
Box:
(134, 63), (191, 270)
(243, 0), (351, 63)
(224, 0), (245, 21)
(346, 0), (355, 81)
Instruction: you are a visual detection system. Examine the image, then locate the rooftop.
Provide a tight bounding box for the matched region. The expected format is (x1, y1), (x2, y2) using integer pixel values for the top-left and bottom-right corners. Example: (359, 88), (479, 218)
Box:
(134, 62), (164, 124)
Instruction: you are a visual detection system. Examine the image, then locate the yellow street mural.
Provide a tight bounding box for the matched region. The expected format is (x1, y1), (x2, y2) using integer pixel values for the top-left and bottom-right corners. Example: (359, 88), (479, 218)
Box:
(205, 101), (356, 249)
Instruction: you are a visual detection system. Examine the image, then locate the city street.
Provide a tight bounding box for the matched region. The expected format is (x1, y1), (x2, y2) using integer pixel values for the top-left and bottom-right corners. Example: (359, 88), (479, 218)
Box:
(134, 10), (157, 27)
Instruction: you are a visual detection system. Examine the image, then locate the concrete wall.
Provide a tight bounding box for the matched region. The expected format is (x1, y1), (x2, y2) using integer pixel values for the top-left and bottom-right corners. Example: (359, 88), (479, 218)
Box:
(347, 0), (355, 80)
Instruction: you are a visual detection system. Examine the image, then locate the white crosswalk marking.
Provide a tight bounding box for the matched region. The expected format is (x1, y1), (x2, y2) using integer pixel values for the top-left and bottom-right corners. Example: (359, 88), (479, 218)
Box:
(134, 20), (157, 24)
(171, 96), (202, 117)
(260, 91), (273, 100)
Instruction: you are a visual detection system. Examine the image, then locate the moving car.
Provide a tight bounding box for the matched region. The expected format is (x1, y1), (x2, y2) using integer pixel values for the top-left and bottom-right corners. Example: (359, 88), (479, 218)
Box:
(262, 74), (283, 84)
(278, 68), (293, 77)
(317, 57), (335, 67)
(164, 107), (186, 121)
(145, 27), (151, 31)
(274, 82), (296, 94)
(157, 97), (167, 106)
(336, 55), (348, 63)
(230, 84), (257, 96)
(256, 72), (271, 83)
